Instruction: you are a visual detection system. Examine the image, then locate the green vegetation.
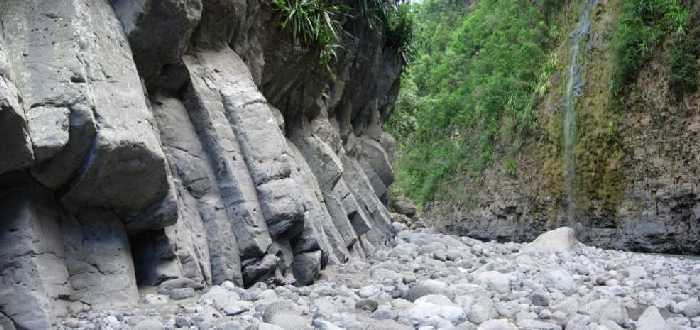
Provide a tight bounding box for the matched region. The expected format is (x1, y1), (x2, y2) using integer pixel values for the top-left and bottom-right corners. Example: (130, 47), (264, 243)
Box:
(272, 0), (413, 65)
(387, 0), (562, 205)
(611, 0), (695, 97)
(272, 0), (345, 64)
(669, 26), (700, 98)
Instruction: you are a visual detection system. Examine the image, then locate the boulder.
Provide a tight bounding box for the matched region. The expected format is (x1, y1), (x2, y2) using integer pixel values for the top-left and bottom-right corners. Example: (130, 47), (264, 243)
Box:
(516, 319), (560, 330)
(679, 298), (700, 317)
(262, 301), (311, 330)
(200, 285), (251, 315)
(582, 298), (629, 325)
(404, 279), (451, 301)
(636, 306), (667, 330)
(242, 254), (281, 285)
(292, 251), (323, 286)
(530, 292), (550, 307)
(391, 196), (417, 218)
(134, 319), (164, 330)
(474, 271), (512, 294)
(157, 277), (203, 295)
(355, 299), (379, 312)
(467, 297), (498, 324)
(522, 227), (580, 253)
(410, 295), (466, 324)
(477, 319), (518, 330)
(258, 323), (285, 330)
(542, 269), (576, 294)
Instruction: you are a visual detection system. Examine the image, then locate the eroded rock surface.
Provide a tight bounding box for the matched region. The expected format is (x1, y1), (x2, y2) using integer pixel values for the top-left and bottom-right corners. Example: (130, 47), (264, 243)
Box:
(0, 0), (402, 328)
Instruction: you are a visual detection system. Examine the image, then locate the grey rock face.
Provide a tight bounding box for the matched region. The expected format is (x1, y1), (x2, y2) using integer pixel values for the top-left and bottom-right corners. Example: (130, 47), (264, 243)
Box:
(292, 251), (323, 286)
(0, 75), (33, 175)
(153, 96), (242, 285)
(0, 0), (402, 327)
(184, 50), (273, 258)
(62, 211), (139, 308)
(0, 182), (69, 330)
(25, 106), (70, 162)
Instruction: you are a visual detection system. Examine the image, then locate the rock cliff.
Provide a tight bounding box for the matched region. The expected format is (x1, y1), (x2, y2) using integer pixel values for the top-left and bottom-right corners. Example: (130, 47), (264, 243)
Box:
(421, 0), (700, 255)
(0, 0), (402, 328)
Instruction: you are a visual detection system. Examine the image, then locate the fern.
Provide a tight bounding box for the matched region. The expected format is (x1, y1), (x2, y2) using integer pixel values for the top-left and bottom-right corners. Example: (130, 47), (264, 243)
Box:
(273, 0), (346, 65)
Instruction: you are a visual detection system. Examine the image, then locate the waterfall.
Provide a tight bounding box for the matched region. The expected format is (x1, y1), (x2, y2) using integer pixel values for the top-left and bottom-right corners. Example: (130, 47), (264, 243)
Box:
(564, 0), (596, 223)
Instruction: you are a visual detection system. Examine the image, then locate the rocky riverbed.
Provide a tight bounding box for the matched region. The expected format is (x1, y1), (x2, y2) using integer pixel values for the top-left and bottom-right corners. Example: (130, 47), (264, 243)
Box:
(54, 227), (700, 330)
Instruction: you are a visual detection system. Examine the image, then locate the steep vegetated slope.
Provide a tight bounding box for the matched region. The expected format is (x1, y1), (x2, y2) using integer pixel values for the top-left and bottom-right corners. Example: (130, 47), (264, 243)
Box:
(390, 0), (700, 253)
(0, 0), (409, 328)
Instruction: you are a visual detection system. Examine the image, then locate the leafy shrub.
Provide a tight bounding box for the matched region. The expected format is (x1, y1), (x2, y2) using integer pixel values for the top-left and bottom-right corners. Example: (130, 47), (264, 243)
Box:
(669, 22), (700, 98)
(385, 3), (413, 60)
(273, 0), (413, 65)
(272, 0), (346, 65)
(612, 0), (691, 96)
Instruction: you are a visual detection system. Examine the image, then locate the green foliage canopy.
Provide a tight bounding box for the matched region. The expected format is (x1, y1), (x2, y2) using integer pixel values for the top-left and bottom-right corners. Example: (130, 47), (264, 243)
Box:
(387, 0), (557, 205)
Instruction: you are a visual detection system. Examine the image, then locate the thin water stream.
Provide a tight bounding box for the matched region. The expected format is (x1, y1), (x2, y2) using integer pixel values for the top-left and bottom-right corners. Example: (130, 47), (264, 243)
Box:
(564, 0), (597, 223)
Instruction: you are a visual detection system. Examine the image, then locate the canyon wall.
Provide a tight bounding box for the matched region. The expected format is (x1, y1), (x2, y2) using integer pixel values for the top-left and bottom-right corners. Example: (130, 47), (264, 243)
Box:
(0, 0), (402, 328)
(424, 0), (700, 255)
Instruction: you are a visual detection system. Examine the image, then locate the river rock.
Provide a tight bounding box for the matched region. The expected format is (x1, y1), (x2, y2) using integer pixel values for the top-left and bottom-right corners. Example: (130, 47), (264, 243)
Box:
(262, 301), (311, 330)
(582, 298), (629, 325)
(391, 196), (417, 218)
(467, 297), (499, 324)
(636, 306), (667, 330)
(169, 288), (195, 300)
(475, 271), (512, 293)
(679, 298), (700, 318)
(404, 279), (451, 301)
(157, 278), (203, 295)
(477, 319), (518, 330)
(522, 227), (580, 253)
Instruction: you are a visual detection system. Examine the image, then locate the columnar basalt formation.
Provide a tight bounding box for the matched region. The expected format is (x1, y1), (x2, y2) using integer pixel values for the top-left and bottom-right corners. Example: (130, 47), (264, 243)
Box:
(0, 0), (402, 328)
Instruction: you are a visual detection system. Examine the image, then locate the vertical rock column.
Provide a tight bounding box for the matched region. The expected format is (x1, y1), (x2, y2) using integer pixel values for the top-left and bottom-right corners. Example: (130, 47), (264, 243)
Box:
(0, 0), (178, 324)
(287, 141), (351, 265)
(184, 48), (329, 284)
(290, 112), (372, 251)
(341, 153), (395, 246)
(153, 96), (243, 285)
(184, 50), (276, 283)
(0, 181), (71, 330)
